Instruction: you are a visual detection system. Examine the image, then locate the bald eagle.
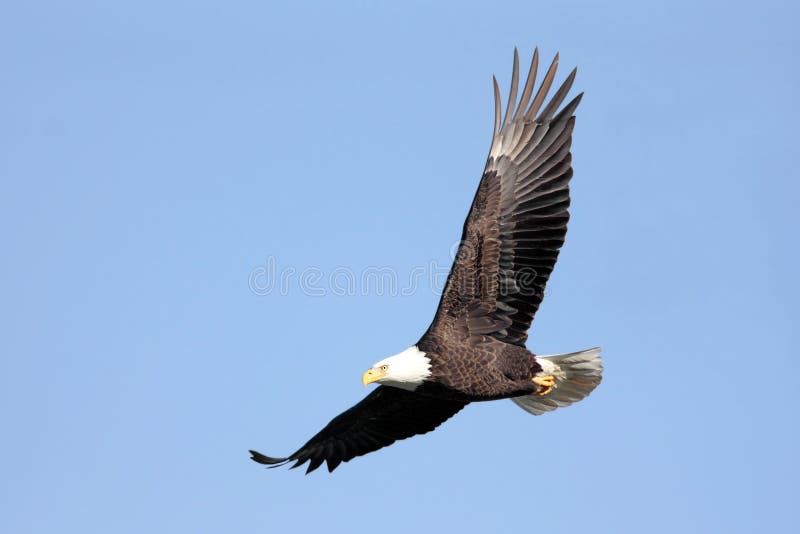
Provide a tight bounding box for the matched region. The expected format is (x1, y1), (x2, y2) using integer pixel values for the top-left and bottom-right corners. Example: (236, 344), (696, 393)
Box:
(250, 48), (602, 474)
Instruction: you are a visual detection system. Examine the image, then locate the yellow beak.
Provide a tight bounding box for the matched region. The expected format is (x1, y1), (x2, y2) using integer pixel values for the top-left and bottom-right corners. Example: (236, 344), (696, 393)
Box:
(362, 368), (386, 386)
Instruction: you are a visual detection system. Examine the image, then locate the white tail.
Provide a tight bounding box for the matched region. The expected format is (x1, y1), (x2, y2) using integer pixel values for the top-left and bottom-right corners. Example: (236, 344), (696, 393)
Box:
(512, 347), (603, 416)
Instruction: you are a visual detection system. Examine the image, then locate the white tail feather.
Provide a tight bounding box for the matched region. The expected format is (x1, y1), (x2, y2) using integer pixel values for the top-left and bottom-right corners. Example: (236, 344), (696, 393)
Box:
(512, 347), (603, 416)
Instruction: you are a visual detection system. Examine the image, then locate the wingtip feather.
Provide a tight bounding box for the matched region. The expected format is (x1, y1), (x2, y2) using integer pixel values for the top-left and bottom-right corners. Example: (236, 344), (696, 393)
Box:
(538, 66), (578, 121)
(249, 449), (289, 466)
(525, 52), (560, 121)
(513, 47), (539, 121)
(553, 92), (584, 122)
(501, 48), (520, 132)
(492, 75), (502, 137)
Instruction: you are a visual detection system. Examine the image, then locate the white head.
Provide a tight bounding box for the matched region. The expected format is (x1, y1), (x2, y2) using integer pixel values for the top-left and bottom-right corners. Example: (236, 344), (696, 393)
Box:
(361, 346), (432, 391)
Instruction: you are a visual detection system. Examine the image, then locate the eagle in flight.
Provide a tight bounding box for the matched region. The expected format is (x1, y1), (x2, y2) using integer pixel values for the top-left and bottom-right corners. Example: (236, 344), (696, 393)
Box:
(250, 48), (603, 474)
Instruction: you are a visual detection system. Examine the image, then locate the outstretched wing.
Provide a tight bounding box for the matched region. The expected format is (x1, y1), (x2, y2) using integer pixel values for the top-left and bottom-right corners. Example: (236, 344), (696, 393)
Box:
(250, 386), (467, 474)
(425, 48), (582, 347)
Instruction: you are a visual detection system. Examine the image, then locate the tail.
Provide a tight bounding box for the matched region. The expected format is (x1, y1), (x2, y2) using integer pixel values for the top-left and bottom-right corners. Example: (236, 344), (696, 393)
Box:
(512, 347), (603, 416)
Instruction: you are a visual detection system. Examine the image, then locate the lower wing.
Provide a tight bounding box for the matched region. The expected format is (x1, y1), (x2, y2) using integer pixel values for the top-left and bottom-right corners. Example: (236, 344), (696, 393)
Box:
(250, 386), (467, 474)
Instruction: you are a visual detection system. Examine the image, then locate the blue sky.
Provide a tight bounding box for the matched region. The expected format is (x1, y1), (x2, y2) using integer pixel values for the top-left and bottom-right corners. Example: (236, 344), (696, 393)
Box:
(1, 1), (798, 532)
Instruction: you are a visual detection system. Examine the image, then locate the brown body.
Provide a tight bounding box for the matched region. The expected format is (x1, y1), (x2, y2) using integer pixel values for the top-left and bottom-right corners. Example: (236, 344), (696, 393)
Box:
(418, 336), (542, 402)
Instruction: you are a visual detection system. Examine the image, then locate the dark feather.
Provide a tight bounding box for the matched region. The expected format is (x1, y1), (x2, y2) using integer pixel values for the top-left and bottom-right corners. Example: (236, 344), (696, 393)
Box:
(249, 386), (466, 474)
(424, 49), (581, 346)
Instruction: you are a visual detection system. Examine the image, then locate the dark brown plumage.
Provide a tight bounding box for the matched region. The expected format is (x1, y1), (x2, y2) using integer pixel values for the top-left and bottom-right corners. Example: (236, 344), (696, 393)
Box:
(250, 387), (466, 473)
(251, 48), (601, 474)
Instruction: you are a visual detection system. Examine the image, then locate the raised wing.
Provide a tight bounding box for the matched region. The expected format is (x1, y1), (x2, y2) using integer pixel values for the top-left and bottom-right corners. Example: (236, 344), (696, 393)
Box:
(249, 386), (467, 474)
(425, 48), (582, 347)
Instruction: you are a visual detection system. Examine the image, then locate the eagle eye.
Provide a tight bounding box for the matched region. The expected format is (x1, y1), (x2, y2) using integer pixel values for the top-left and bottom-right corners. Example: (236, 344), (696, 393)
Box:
(381, 365), (388, 371)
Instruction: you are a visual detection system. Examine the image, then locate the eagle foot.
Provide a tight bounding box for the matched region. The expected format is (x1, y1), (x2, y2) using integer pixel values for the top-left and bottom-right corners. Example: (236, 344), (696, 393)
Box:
(532, 374), (555, 396)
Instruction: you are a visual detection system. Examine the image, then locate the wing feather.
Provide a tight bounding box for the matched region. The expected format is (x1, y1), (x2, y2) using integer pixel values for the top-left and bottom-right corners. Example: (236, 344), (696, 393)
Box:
(525, 52), (559, 121)
(501, 48), (520, 132)
(513, 47), (539, 120)
(424, 49), (582, 346)
(250, 386), (466, 474)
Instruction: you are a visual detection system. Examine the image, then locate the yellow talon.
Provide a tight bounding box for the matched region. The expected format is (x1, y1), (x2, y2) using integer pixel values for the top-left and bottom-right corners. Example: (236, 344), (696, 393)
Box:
(532, 374), (555, 396)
